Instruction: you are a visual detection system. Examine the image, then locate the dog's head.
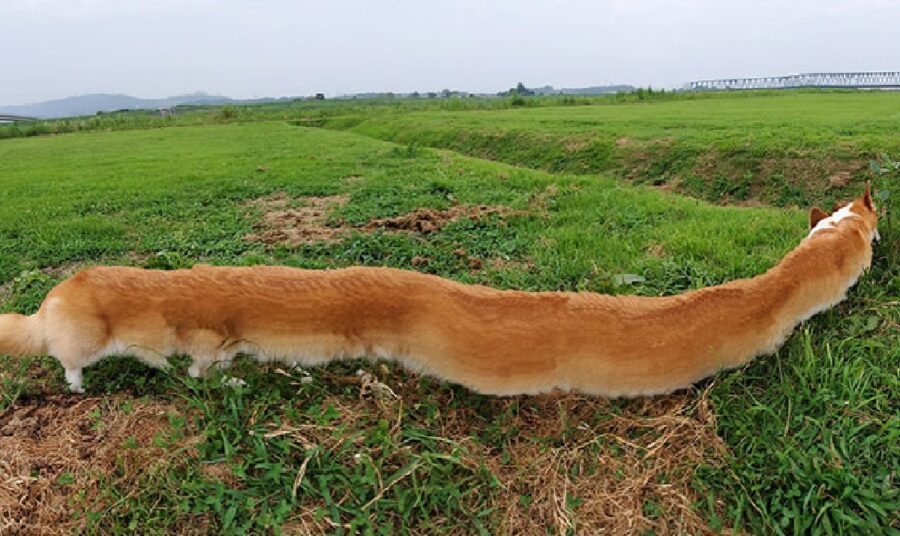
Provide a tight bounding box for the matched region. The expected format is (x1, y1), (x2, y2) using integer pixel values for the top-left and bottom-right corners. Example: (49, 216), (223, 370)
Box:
(807, 182), (879, 242)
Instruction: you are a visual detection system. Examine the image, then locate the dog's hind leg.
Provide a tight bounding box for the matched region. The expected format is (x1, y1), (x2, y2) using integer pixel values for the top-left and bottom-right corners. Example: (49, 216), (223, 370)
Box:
(64, 368), (85, 394)
(43, 301), (109, 394)
(51, 338), (104, 394)
(182, 329), (230, 378)
(53, 339), (106, 394)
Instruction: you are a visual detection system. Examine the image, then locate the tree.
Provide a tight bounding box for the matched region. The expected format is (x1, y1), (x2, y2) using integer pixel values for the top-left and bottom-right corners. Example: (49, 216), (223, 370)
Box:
(515, 82), (535, 96)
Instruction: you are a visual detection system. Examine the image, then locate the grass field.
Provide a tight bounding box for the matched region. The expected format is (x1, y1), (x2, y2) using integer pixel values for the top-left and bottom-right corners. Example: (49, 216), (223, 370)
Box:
(0, 93), (897, 534)
(325, 92), (900, 209)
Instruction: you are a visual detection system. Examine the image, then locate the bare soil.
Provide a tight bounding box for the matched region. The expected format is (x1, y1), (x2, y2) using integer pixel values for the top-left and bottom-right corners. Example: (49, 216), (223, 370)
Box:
(363, 204), (522, 235)
(0, 395), (196, 535)
(244, 193), (351, 247)
(245, 193), (525, 247)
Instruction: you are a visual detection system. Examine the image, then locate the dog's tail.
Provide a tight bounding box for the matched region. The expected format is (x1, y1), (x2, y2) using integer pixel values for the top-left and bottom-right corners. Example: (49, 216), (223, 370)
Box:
(0, 312), (47, 357)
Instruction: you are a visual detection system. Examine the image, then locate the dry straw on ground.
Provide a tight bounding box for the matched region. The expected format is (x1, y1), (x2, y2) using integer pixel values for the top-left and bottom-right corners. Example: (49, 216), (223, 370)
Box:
(275, 371), (731, 535)
(0, 373), (732, 534)
(487, 392), (729, 535)
(0, 394), (197, 535)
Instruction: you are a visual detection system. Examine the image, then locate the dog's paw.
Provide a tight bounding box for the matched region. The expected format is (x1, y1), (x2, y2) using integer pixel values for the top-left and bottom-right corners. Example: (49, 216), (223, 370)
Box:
(64, 368), (85, 394)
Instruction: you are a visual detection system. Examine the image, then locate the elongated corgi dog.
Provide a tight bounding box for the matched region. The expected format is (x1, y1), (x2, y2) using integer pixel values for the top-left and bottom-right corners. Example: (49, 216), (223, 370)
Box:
(0, 185), (880, 396)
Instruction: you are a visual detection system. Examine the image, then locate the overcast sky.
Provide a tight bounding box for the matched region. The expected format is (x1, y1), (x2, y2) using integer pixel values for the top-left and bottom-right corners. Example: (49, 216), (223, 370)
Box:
(2, 0), (899, 105)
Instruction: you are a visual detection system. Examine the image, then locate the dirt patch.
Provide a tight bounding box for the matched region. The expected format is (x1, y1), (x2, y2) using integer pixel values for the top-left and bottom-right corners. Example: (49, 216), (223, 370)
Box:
(527, 183), (559, 212)
(199, 462), (240, 488)
(488, 257), (535, 272)
(623, 144), (866, 206)
(363, 204), (523, 235)
(124, 251), (152, 266)
(272, 376), (729, 534)
(828, 171), (852, 189)
(41, 253), (152, 278)
(646, 244), (667, 258)
(564, 139), (592, 152)
(410, 255), (431, 268)
(245, 193), (350, 247)
(39, 262), (86, 280)
(245, 193), (526, 247)
(690, 153), (866, 204)
(619, 139), (680, 184)
(0, 395), (196, 535)
(757, 157), (864, 188)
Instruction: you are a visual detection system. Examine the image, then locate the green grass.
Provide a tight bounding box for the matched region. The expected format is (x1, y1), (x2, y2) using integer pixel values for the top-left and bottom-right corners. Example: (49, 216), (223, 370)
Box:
(0, 98), (897, 534)
(324, 92), (900, 208)
(0, 88), (797, 141)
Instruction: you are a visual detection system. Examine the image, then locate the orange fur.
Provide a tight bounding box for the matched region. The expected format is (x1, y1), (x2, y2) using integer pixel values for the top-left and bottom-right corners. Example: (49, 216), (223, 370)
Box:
(0, 189), (879, 396)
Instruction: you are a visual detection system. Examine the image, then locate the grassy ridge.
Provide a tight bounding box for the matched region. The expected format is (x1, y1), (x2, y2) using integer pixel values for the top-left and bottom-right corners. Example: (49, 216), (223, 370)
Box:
(0, 111), (897, 533)
(326, 92), (900, 208)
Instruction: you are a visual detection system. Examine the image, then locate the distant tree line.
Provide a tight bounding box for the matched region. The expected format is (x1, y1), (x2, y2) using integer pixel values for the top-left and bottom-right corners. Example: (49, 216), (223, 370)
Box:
(309, 82), (639, 101)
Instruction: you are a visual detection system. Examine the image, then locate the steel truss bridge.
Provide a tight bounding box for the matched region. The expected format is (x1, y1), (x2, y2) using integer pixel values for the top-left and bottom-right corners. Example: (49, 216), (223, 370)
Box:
(686, 72), (900, 91)
(0, 114), (37, 122)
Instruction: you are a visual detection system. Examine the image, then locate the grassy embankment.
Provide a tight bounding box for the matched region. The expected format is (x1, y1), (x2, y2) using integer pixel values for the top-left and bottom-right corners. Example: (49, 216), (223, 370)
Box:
(326, 92), (900, 209)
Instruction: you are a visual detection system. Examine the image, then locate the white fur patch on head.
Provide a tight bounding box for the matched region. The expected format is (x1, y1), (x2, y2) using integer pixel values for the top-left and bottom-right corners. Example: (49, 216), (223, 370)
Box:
(807, 204), (859, 239)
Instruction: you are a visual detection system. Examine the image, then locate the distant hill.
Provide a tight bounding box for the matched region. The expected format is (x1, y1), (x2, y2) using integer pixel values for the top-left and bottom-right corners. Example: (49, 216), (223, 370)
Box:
(1, 85), (641, 119)
(0, 92), (285, 119)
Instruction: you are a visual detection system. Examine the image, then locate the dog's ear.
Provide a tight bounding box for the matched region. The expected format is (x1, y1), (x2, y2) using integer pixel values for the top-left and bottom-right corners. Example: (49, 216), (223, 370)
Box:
(863, 180), (875, 211)
(809, 207), (829, 229)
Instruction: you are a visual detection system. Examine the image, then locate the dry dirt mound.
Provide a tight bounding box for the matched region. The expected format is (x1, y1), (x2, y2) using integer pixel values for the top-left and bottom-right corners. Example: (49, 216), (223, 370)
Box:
(245, 193), (524, 247)
(0, 395), (196, 535)
(363, 204), (521, 235)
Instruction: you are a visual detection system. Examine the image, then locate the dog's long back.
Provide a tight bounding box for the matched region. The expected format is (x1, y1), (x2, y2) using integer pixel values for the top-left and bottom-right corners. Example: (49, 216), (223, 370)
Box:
(0, 188), (879, 395)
